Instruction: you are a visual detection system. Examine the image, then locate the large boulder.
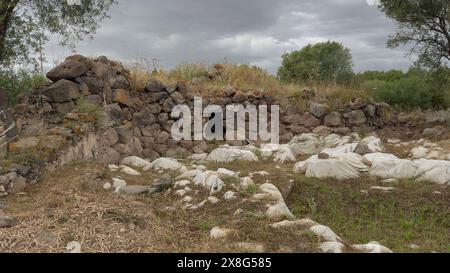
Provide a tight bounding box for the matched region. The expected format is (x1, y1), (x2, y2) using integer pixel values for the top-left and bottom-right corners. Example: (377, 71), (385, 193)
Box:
(145, 79), (166, 92)
(324, 112), (343, 127)
(309, 102), (330, 119)
(42, 80), (81, 103)
(46, 60), (88, 82)
(299, 112), (321, 128)
(132, 113), (156, 127)
(344, 110), (367, 126)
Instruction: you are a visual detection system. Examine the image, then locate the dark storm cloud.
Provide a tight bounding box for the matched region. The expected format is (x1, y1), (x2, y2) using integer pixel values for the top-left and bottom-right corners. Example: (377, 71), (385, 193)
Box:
(45, 0), (414, 73)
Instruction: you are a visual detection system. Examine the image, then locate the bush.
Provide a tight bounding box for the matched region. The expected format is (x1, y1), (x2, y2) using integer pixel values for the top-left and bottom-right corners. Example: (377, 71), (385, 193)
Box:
(365, 67), (450, 110)
(278, 41), (354, 84)
(0, 69), (47, 105)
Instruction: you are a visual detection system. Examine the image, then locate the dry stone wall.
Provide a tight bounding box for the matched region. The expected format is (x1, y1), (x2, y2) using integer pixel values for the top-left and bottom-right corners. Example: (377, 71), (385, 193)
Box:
(0, 55), (409, 196)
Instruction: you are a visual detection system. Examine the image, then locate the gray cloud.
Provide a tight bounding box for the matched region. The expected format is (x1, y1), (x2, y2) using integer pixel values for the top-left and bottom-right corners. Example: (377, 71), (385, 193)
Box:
(45, 0), (415, 73)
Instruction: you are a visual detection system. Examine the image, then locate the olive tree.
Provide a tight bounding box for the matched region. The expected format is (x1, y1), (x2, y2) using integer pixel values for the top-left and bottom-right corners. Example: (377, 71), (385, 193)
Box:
(0, 0), (117, 68)
(380, 0), (449, 68)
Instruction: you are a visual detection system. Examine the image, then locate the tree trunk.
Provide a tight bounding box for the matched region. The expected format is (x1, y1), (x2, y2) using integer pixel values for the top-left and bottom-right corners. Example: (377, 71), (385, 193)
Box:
(0, 0), (19, 64)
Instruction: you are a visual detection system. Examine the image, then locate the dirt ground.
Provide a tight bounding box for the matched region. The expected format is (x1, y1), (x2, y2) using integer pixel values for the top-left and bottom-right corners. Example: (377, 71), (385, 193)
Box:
(0, 157), (448, 253)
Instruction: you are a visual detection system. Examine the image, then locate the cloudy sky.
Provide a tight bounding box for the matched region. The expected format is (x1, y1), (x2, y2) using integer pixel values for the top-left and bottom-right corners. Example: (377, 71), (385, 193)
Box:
(45, 0), (415, 73)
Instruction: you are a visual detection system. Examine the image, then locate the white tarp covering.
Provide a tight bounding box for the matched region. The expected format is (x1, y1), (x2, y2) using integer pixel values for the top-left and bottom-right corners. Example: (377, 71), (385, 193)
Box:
(207, 146), (259, 163)
(295, 153), (370, 180)
(368, 159), (418, 180)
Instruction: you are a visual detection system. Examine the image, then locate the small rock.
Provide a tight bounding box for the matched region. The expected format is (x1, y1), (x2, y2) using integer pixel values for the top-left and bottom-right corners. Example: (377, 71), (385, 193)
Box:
(108, 164), (119, 172)
(239, 177), (255, 191)
(175, 190), (186, 197)
(103, 183), (112, 190)
(223, 191), (237, 201)
(234, 242), (265, 253)
(117, 185), (153, 196)
(0, 215), (19, 228)
(352, 241), (393, 253)
(370, 186), (396, 193)
(270, 219), (317, 229)
(320, 242), (345, 253)
(266, 202), (294, 220)
(175, 180), (191, 187)
(210, 227), (231, 239)
(120, 166), (142, 176)
(112, 178), (127, 189)
(208, 196), (220, 204)
(183, 196), (193, 203)
(310, 225), (342, 242)
(66, 241), (82, 253)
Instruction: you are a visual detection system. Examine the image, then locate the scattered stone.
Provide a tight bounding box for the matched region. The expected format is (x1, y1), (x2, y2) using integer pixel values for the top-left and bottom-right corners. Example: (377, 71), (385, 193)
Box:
(117, 185), (153, 196)
(0, 215), (19, 228)
(112, 178), (127, 189)
(320, 242), (345, 253)
(108, 164), (119, 172)
(210, 227), (231, 239)
(175, 180), (191, 188)
(239, 177), (255, 191)
(409, 244), (420, 250)
(120, 156), (151, 169)
(217, 168), (238, 179)
(423, 128), (441, 138)
(352, 242), (393, 253)
(66, 241), (82, 253)
(266, 202), (294, 220)
(175, 190), (186, 197)
(208, 196), (220, 204)
(369, 186), (396, 193)
(234, 242), (265, 253)
(270, 219), (317, 229)
(223, 191), (238, 201)
(120, 166), (142, 176)
(310, 225), (342, 242)
(183, 196), (193, 203)
(103, 183), (112, 190)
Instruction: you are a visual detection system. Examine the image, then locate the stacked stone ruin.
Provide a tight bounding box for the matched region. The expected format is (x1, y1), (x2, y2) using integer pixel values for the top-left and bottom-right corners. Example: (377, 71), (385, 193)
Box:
(0, 55), (393, 197)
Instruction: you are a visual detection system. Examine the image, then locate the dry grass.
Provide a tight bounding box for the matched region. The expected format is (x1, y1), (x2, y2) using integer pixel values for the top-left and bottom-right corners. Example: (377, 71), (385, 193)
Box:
(126, 60), (369, 109)
(0, 162), (318, 253)
(1, 157), (449, 253)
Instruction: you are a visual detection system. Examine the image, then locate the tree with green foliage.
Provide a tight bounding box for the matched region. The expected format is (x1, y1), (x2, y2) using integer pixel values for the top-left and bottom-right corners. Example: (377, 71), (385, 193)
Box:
(0, 0), (117, 68)
(379, 0), (449, 68)
(278, 41), (353, 84)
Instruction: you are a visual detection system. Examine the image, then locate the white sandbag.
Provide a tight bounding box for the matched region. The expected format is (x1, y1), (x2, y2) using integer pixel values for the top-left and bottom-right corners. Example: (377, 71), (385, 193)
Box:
(293, 155), (319, 174)
(260, 143), (281, 158)
(363, 153), (399, 164)
(207, 146), (259, 163)
(360, 136), (385, 153)
(320, 143), (358, 157)
(120, 156), (152, 169)
(217, 168), (238, 179)
(305, 153), (370, 180)
(410, 147), (429, 159)
(414, 159), (450, 185)
(193, 171), (225, 194)
(273, 146), (297, 163)
(369, 159), (418, 180)
(289, 134), (321, 155)
(176, 169), (203, 180)
(144, 158), (187, 173)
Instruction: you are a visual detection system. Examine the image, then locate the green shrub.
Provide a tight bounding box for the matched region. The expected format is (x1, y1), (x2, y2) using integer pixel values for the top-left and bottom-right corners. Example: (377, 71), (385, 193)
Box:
(364, 67), (450, 110)
(0, 69), (47, 106)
